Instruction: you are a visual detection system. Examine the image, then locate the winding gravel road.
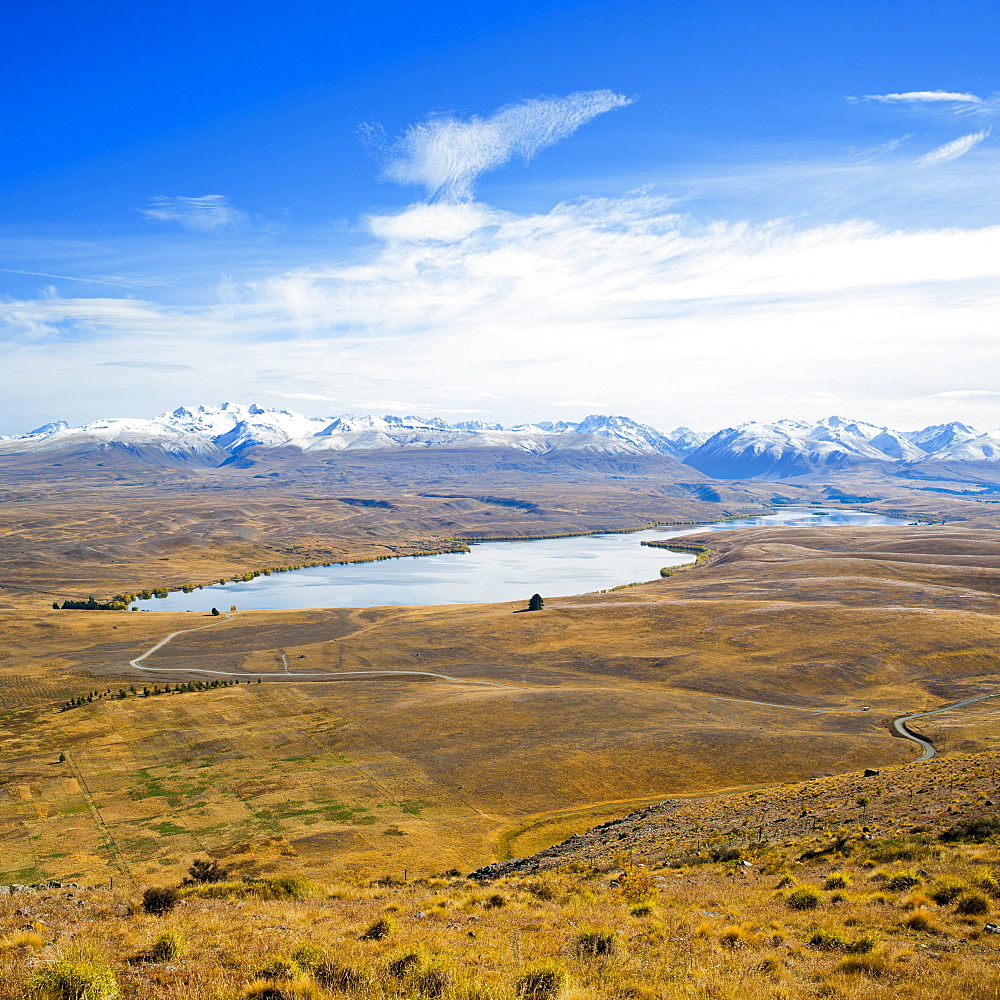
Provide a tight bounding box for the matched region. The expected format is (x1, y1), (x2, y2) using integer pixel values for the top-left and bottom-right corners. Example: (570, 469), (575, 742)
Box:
(127, 614), (520, 689)
(128, 614), (1000, 763)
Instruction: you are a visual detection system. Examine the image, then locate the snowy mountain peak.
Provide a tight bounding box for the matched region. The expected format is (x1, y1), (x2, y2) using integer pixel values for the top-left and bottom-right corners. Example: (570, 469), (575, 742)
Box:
(3, 403), (999, 476)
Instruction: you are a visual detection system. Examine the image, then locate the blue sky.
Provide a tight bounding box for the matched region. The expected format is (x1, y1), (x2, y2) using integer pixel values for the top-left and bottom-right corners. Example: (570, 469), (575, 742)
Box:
(3, 0), (1000, 433)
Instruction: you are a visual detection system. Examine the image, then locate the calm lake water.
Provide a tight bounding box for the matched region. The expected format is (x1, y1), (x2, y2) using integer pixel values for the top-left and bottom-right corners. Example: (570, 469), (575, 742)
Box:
(134, 506), (912, 612)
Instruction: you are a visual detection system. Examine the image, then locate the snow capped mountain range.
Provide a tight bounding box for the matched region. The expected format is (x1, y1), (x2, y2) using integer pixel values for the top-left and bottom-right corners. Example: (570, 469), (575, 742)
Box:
(2, 404), (999, 477)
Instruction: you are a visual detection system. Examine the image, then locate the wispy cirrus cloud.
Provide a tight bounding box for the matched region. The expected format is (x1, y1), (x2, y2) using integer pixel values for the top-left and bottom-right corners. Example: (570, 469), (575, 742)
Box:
(917, 129), (991, 166)
(360, 90), (633, 202)
(929, 390), (1000, 398)
(140, 194), (249, 232)
(858, 90), (982, 104)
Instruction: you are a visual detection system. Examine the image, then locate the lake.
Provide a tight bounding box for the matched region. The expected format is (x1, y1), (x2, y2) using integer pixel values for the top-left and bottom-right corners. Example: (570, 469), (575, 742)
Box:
(132, 506), (913, 612)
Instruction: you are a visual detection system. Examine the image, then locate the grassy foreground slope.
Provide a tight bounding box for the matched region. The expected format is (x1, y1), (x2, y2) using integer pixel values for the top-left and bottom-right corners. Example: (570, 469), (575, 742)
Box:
(3, 522), (1000, 885)
(3, 750), (1000, 1000)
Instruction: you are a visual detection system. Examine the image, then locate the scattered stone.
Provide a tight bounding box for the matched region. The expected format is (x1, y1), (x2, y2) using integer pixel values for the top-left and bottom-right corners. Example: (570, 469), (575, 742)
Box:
(864, 769), (880, 777)
(984, 923), (1000, 934)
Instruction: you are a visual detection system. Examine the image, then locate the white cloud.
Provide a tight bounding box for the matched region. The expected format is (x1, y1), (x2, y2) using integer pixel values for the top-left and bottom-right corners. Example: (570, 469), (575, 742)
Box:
(917, 130), (990, 166)
(929, 390), (1000, 398)
(259, 390), (339, 402)
(366, 202), (498, 241)
(361, 90), (633, 201)
(861, 91), (982, 104)
(140, 194), (249, 232)
(5, 192), (1000, 433)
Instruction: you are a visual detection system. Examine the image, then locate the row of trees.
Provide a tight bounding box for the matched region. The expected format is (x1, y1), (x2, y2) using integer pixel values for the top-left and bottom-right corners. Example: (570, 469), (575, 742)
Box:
(61, 677), (257, 711)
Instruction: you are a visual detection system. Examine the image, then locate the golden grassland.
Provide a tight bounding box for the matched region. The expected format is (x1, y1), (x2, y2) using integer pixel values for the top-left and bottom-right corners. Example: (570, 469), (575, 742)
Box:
(4, 751), (1000, 1000)
(4, 519), (1000, 885)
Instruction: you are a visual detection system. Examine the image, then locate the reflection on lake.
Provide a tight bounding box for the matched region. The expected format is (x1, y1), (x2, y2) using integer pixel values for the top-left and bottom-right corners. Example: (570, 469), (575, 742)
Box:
(134, 506), (912, 612)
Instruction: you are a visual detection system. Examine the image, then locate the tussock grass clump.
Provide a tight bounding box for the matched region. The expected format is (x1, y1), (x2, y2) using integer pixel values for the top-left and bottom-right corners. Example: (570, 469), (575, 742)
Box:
(824, 872), (851, 890)
(967, 866), (1000, 896)
(24, 948), (121, 1000)
(904, 908), (944, 933)
(314, 961), (371, 992)
(574, 928), (618, 957)
(483, 893), (506, 908)
(256, 959), (301, 981)
(239, 981), (323, 1000)
(955, 888), (991, 915)
(885, 870), (923, 891)
(148, 929), (185, 962)
(0, 929), (45, 950)
(808, 929), (849, 950)
(835, 954), (897, 979)
(928, 875), (969, 905)
(291, 943), (326, 969)
(360, 916), (394, 941)
(785, 886), (822, 910)
(515, 962), (567, 1000)
(183, 875), (315, 901)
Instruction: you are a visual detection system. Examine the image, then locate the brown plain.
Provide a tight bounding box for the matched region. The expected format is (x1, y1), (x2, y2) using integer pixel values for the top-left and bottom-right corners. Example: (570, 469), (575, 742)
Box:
(2, 449), (1000, 889)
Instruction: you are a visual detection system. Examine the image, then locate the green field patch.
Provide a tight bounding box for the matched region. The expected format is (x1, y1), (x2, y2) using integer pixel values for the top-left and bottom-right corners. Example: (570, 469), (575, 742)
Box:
(398, 799), (433, 816)
(150, 821), (188, 836)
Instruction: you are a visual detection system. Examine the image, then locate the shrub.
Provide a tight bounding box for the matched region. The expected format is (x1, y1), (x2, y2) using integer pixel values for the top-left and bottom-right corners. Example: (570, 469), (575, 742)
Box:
(360, 916), (394, 941)
(928, 876), (969, 905)
(575, 929), (618, 957)
(940, 816), (1000, 843)
(148, 930), (185, 962)
(786, 886), (822, 910)
(619, 866), (656, 905)
(483, 893), (506, 909)
(955, 889), (991, 916)
(185, 857), (230, 884)
(824, 872), (851, 890)
(524, 878), (559, 902)
(516, 963), (567, 1000)
(141, 886), (180, 915)
(24, 949), (121, 1000)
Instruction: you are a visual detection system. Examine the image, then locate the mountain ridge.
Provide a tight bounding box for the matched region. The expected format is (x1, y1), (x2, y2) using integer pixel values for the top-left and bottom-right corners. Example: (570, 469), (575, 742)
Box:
(2, 403), (1000, 477)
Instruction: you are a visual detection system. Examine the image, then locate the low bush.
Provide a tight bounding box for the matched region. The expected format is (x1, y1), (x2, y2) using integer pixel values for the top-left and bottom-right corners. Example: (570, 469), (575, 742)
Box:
(786, 886), (822, 910)
(940, 816), (1000, 843)
(141, 886), (179, 915)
